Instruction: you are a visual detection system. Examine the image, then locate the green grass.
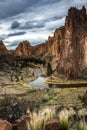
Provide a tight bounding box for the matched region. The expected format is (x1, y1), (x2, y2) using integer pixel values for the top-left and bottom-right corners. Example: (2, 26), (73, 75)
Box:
(60, 119), (70, 130)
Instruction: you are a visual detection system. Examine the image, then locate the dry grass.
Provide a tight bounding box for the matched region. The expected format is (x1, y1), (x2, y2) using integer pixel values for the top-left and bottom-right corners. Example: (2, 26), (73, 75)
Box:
(26, 106), (87, 130)
(26, 106), (56, 130)
(77, 119), (87, 130)
(45, 77), (87, 85)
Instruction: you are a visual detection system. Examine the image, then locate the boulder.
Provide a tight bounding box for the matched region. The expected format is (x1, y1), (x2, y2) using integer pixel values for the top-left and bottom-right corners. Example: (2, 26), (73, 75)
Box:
(44, 120), (61, 130)
(13, 115), (31, 130)
(0, 120), (12, 130)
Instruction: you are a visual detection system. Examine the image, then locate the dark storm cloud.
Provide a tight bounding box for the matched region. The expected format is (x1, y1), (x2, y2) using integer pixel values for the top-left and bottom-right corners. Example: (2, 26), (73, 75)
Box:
(0, 0), (37, 19)
(19, 21), (45, 30)
(7, 31), (26, 37)
(52, 16), (64, 21)
(0, 0), (87, 49)
(11, 21), (20, 29)
(0, 0), (61, 20)
(7, 42), (17, 47)
(0, 0), (87, 21)
(6, 42), (19, 50)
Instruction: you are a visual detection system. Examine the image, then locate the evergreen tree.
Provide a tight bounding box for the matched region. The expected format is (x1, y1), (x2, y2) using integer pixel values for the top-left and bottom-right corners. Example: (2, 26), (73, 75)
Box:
(47, 62), (52, 76)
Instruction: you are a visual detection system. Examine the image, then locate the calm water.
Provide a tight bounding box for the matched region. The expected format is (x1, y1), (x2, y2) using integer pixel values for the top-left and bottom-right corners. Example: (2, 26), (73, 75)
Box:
(28, 67), (48, 88)
(29, 76), (49, 88)
(28, 67), (55, 88)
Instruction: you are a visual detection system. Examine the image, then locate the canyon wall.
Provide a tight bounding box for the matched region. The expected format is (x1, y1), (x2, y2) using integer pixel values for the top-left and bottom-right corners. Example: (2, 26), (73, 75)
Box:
(14, 26), (64, 58)
(0, 6), (87, 79)
(56, 6), (87, 79)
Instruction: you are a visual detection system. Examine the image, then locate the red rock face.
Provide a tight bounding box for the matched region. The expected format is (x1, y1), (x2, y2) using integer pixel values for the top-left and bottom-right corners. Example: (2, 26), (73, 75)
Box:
(14, 27), (64, 59)
(0, 120), (12, 130)
(15, 40), (33, 56)
(32, 42), (48, 56)
(0, 41), (8, 55)
(15, 40), (47, 57)
(57, 6), (87, 79)
(47, 27), (65, 57)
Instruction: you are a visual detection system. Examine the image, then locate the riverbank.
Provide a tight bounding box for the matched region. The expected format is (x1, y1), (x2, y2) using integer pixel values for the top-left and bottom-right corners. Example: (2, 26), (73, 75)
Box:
(0, 66), (37, 97)
(45, 76), (87, 87)
(0, 65), (87, 108)
(0, 75), (86, 108)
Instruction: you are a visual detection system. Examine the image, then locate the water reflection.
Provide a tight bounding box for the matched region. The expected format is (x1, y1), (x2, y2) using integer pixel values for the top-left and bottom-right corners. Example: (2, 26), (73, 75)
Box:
(28, 67), (52, 88)
(29, 76), (49, 88)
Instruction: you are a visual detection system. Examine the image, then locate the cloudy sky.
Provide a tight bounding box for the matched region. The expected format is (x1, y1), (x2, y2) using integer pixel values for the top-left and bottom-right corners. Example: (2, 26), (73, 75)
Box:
(0, 0), (87, 50)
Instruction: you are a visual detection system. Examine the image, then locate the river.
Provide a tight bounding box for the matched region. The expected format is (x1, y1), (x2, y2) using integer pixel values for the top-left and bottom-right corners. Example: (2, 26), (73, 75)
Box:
(28, 67), (48, 88)
(28, 67), (54, 88)
(28, 67), (87, 88)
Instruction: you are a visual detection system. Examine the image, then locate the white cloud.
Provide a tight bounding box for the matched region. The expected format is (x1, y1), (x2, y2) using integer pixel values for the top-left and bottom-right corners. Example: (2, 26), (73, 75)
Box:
(4, 30), (52, 49)
(45, 17), (65, 30)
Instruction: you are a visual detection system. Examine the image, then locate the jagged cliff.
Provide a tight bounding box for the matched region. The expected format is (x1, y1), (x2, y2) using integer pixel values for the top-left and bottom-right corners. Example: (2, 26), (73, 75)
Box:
(15, 40), (32, 56)
(56, 6), (87, 79)
(0, 40), (8, 55)
(0, 6), (87, 79)
(14, 26), (64, 58)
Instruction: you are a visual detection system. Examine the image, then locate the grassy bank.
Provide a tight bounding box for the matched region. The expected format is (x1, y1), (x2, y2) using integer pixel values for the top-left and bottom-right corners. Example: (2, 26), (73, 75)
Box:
(45, 76), (87, 87)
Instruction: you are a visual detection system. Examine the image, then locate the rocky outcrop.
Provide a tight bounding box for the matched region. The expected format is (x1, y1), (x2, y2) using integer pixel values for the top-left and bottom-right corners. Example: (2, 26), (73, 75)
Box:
(48, 27), (65, 57)
(15, 40), (32, 56)
(15, 40), (47, 57)
(0, 120), (12, 130)
(56, 6), (87, 79)
(44, 120), (61, 130)
(13, 115), (31, 130)
(0, 40), (8, 55)
(14, 27), (64, 59)
(0, 115), (30, 130)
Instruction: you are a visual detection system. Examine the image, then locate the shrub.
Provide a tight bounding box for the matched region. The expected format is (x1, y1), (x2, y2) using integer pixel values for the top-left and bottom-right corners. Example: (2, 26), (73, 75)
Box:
(60, 119), (70, 130)
(46, 63), (52, 76)
(82, 68), (87, 79)
(78, 90), (87, 106)
(0, 96), (28, 123)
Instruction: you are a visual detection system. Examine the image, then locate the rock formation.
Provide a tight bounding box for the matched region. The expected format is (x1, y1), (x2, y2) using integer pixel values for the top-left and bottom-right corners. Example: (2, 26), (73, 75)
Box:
(15, 40), (32, 56)
(13, 115), (31, 130)
(0, 40), (8, 55)
(0, 120), (12, 130)
(57, 6), (87, 79)
(14, 26), (64, 58)
(0, 6), (87, 79)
